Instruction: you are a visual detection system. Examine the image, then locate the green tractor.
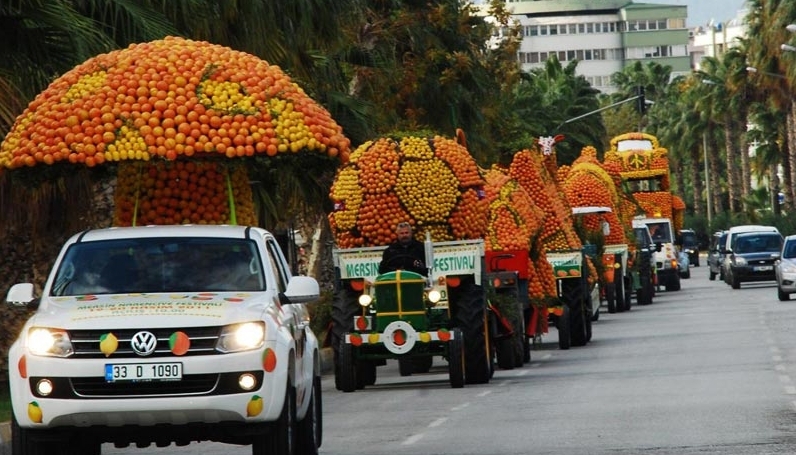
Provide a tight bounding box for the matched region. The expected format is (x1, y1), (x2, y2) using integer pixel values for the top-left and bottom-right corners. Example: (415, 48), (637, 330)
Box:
(331, 239), (492, 392)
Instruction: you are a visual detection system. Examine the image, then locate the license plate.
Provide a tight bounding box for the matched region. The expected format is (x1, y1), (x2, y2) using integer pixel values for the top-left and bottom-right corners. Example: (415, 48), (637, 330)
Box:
(105, 362), (182, 382)
(754, 266), (773, 272)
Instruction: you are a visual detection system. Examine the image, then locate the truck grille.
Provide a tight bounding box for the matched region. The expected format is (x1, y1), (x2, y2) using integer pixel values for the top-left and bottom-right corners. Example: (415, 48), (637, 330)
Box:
(70, 374), (219, 396)
(69, 326), (221, 358)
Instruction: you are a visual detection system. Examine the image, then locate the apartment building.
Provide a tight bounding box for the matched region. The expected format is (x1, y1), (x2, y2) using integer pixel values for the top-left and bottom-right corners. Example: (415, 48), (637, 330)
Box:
(689, 7), (747, 70)
(477, 0), (691, 93)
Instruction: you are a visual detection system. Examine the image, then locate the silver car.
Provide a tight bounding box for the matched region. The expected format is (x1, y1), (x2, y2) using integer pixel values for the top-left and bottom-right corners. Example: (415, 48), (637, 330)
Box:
(775, 235), (796, 301)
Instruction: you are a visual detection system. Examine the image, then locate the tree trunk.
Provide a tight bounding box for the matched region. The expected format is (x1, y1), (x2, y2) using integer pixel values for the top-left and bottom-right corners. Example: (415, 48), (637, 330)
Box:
(688, 144), (708, 215)
(787, 102), (796, 212)
(708, 127), (724, 214)
(723, 118), (739, 213)
(737, 117), (751, 210)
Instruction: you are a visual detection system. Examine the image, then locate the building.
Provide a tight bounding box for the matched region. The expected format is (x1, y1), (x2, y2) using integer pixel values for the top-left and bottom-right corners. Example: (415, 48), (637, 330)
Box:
(477, 0), (690, 93)
(689, 6), (748, 70)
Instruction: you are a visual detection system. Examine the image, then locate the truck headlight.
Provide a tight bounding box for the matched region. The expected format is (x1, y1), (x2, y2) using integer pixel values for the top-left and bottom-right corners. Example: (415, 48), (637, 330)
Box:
(217, 322), (265, 353)
(28, 328), (73, 357)
(427, 289), (441, 304)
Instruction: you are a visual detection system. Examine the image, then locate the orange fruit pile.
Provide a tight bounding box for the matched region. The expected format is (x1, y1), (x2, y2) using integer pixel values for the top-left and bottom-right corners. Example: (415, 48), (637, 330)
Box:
(561, 147), (627, 245)
(1, 36), (350, 169)
(508, 149), (581, 252)
(113, 160), (256, 226)
(482, 168), (543, 252)
(329, 135), (488, 247)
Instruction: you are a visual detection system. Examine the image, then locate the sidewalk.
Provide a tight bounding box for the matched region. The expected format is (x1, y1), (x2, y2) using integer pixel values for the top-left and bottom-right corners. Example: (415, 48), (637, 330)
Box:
(0, 347), (333, 453)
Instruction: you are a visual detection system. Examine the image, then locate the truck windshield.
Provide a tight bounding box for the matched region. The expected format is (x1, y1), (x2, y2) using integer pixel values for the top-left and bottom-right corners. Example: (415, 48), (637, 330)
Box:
(51, 237), (265, 296)
(646, 222), (672, 243)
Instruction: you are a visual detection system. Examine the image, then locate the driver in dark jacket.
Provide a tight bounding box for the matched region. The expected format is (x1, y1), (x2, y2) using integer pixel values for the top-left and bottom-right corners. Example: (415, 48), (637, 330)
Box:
(378, 222), (427, 276)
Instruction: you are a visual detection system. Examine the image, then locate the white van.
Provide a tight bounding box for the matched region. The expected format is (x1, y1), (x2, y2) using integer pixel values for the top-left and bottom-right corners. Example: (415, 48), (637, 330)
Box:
(722, 225), (780, 284)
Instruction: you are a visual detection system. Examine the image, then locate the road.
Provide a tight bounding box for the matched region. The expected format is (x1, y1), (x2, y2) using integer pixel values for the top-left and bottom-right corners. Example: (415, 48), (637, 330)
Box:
(104, 260), (796, 454)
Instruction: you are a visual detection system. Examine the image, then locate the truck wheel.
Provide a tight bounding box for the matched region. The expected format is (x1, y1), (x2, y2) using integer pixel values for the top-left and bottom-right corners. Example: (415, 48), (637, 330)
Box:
(297, 374), (322, 455)
(448, 328), (465, 388)
(709, 270), (716, 281)
(337, 340), (357, 393)
(606, 283), (616, 314)
(331, 287), (360, 391)
(451, 277), (491, 384)
(12, 415), (60, 455)
(556, 307), (571, 350)
(731, 275), (741, 289)
(266, 384), (298, 455)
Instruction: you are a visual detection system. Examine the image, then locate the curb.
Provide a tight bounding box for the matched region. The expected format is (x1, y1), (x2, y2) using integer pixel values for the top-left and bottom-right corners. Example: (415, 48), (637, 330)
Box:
(0, 420), (9, 455)
(0, 349), (334, 453)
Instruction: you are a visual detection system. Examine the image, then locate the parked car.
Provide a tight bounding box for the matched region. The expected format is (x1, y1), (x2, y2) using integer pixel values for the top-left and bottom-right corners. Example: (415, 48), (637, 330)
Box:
(725, 231), (783, 289)
(722, 225), (780, 285)
(677, 228), (700, 267)
(708, 230), (728, 281)
(775, 235), (796, 301)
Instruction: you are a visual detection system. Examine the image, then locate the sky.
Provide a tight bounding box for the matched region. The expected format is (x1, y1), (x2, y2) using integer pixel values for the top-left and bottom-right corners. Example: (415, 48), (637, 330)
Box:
(642, 0), (749, 27)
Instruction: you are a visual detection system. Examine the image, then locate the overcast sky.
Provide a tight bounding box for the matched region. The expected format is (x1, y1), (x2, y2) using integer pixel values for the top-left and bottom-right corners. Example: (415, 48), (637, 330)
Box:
(642, 0), (748, 27)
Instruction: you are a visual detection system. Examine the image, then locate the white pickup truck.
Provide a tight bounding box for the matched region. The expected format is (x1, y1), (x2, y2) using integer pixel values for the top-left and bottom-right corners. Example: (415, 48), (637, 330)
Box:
(6, 225), (322, 455)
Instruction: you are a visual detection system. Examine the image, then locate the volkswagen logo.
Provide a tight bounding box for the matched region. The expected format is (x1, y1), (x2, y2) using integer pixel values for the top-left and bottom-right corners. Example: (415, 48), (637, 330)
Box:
(130, 331), (158, 356)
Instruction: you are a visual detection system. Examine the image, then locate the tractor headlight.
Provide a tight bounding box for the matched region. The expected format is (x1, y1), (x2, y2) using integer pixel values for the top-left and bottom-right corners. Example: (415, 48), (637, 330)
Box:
(28, 328), (73, 357)
(358, 294), (373, 307)
(427, 289), (441, 304)
(217, 322), (265, 353)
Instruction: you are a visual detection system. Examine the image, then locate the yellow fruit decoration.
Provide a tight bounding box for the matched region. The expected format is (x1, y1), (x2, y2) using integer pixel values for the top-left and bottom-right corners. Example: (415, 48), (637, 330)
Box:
(368, 333), (380, 344)
(247, 395), (263, 417)
(28, 401), (43, 423)
(99, 332), (119, 357)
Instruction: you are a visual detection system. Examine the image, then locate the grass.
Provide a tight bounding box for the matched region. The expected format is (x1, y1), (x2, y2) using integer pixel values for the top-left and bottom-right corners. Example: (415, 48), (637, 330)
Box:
(0, 383), (10, 422)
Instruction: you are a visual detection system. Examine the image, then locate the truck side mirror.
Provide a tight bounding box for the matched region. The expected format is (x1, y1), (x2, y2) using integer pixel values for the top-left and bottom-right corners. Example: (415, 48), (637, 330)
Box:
(655, 243), (663, 252)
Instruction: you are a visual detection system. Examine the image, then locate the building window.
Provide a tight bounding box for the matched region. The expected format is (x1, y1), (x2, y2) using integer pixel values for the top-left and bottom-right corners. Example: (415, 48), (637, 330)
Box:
(586, 23), (594, 33)
(578, 23), (586, 34)
(540, 25), (548, 36)
(569, 24), (578, 34)
(669, 18), (685, 29)
(567, 50), (576, 61)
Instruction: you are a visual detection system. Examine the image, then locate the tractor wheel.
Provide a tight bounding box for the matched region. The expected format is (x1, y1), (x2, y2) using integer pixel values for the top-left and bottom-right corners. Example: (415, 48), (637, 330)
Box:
(496, 336), (516, 370)
(450, 277), (491, 384)
(448, 328), (465, 388)
(622, 275), (632, 311)
(606, 282), (616, 314)
(356, 361), (376, 388)
(709, 270), (716, 281)
(398, 359), (414, 377)
(331, 286), (361, 391)
(413, 356), (433, 374)
(561, 279), (588, 347)
(337, 340), (357, 393)
(556, 306), (571, 350)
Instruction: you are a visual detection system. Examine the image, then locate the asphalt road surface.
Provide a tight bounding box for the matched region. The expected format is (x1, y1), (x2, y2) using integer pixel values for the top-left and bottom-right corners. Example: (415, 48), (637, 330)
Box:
(104, 258), (796, 454)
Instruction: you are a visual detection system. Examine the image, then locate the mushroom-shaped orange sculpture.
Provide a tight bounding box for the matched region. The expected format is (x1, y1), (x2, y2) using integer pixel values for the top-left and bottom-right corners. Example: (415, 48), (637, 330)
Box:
(0, 37), (351, 228)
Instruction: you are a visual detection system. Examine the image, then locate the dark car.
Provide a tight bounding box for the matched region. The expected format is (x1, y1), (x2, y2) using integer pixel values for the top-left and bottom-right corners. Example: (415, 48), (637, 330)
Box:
(677, 229), (700, 267)
(726, 231), (783, 289)
(708, 230), (728, 281)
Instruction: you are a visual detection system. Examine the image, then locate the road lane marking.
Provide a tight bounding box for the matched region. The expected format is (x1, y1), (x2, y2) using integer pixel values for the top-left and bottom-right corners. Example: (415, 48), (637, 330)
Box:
(477, 390), (492, 398)
(451, 402), (470, 411)
(785, 386), (796, 395)
(402, 434), (424, 445)
(776, 364), (786, 372)
(773, 355), (783, 362)
(779, 375), (792, 384)
(429, 417), (447, 428)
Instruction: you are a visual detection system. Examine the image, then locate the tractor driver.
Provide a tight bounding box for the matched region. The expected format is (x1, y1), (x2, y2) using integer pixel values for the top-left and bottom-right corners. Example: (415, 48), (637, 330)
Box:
(378, 222), (427, 276)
